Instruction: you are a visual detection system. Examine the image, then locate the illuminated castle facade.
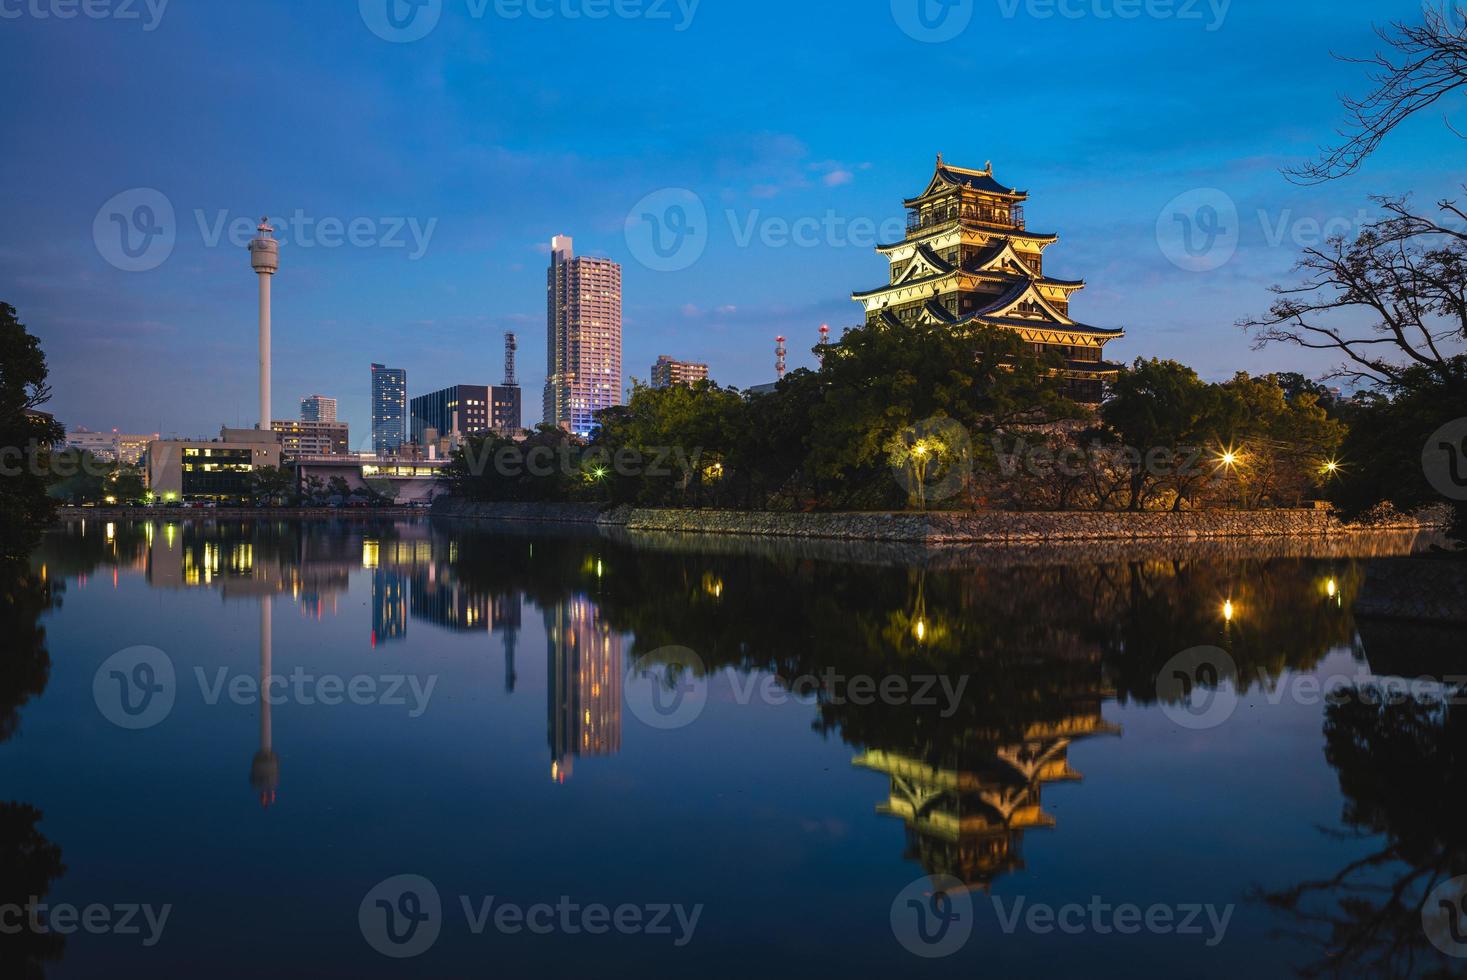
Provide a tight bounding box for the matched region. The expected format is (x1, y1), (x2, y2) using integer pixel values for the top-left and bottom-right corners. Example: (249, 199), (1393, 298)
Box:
(853, 156), (1124, 404)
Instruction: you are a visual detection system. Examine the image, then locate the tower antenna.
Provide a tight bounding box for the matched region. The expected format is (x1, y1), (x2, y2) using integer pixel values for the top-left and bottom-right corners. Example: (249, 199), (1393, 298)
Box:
(504, 332), (518, 386)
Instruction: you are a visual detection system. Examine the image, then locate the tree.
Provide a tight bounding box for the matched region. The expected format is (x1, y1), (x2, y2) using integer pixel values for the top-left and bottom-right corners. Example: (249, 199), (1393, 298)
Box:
(805, 319), (1081, 509)
(301, 475), (327, 506)
(1287, 7), (1467, 184)
(1214, 373), (1348, 508)
(0, 303), (63, 559)
(249, 466), (294, 508)
(1100, 359), (1231, 511)
(326, 475), (352, 504)
(45, 450), (111, 506)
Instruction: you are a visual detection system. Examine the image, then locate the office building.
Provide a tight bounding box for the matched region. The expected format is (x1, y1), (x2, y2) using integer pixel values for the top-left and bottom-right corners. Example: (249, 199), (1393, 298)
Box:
(545, 235), (622, 438)
(410, 385), (493, 446)
(650, 356), (709, 389)
(271, 419), (350, 458)
(371, 364), (408, 457)
(300, 395), (337, 423)
(147, 428), (283, 504)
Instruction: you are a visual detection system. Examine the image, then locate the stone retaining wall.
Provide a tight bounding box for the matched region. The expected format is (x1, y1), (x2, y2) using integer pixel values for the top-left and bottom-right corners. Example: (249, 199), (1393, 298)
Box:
(431, 499), (1441, 545)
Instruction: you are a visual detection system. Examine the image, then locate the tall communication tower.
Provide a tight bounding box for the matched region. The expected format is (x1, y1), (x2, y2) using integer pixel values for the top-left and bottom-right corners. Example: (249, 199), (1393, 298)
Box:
(776, 336), (787, 380)
(248, 218), (279, 431)
(504, 332), (519, 386)
(818, 323), (830, 365)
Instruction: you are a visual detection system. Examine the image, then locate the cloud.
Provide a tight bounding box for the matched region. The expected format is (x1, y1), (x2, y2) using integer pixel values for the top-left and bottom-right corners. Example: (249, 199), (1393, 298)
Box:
(823, 170), (854, 187)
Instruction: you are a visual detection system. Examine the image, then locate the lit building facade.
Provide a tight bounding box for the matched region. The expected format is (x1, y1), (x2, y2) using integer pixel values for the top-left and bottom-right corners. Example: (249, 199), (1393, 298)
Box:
(546, 598), (622, 782)
(650, 356), (710, 389)
(852, 157), (1124, 404)
(371, 364), (408, 457)
(300, 395), (337, 423)
(146, 428), (283, 504)
(545, 236), (622, 437)
(271, 419), (350, 458)
(66, 427), (158, 465)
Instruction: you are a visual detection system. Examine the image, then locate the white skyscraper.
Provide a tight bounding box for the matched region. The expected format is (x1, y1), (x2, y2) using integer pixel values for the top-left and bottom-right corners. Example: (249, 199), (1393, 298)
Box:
(545, 235), (622, 437)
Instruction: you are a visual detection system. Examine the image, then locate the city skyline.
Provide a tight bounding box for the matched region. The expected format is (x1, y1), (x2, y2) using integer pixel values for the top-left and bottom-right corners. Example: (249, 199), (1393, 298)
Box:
(9, 1), (1460, 445)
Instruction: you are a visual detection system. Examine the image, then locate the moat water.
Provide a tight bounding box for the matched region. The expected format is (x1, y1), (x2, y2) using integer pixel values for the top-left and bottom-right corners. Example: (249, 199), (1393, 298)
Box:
(2, 518), (1464, 978)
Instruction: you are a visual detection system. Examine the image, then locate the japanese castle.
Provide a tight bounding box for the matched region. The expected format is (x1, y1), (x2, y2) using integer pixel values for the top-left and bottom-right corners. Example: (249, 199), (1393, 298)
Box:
(853, 156), (1124, 404)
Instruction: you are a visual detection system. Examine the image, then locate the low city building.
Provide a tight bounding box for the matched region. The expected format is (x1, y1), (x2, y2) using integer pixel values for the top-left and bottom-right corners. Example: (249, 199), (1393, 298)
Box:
(147, 428), (282, 503)
(271, 419), (350, 458)
(66, 427), (159, 465)
(650, 356), (710, 389)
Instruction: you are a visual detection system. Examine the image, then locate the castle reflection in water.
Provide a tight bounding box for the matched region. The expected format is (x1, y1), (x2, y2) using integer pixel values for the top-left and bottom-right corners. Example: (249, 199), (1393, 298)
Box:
(38, 516), (1447, 899)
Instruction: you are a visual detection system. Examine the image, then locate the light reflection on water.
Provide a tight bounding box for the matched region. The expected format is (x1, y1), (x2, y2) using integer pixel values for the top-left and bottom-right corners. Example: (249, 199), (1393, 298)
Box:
(1, 518), (1463, 978)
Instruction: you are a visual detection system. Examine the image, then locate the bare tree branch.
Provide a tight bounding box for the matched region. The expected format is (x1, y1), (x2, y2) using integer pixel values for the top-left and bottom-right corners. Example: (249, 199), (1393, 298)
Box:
(1287, 7), (1467, 184)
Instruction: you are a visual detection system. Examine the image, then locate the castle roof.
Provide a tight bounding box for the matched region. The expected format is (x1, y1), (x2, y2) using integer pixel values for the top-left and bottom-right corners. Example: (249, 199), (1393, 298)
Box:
(906, 156), (1029, 206)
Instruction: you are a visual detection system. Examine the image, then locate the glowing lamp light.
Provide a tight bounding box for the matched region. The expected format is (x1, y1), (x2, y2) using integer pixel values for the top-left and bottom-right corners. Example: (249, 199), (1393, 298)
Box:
(914, 618), (927, 643)
(1223, 599), (1235, 622)
(1326, 578), (1338, 598)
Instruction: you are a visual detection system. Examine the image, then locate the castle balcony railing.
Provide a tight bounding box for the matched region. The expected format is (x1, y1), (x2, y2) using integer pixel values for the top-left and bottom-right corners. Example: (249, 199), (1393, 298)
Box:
(907, 203), (1026, 235)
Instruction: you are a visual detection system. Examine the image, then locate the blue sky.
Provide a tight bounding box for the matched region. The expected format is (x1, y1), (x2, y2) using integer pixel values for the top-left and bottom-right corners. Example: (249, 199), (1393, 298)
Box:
(1, 0), (1461, 441)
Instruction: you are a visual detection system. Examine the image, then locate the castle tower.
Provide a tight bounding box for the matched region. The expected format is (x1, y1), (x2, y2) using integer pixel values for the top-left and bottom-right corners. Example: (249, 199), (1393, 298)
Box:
(851, 158), (1124, 404)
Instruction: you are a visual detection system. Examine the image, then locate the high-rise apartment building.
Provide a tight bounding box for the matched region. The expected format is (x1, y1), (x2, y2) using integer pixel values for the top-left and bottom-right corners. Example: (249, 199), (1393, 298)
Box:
(371, 364), (408, 457)
(545, 236), (622, 438)
(650, 356), (710, 389)
(300, 395), (337, 423)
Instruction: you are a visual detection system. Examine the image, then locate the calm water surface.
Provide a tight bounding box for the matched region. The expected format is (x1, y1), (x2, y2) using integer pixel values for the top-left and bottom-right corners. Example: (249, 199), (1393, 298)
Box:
(2, 518), (1464, 978)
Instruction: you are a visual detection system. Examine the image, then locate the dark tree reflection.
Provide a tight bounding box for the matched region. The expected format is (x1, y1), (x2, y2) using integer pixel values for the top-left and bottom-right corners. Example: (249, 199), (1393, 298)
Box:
(1260, 688), (1467, 978)
(0, 561), (65, 977)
